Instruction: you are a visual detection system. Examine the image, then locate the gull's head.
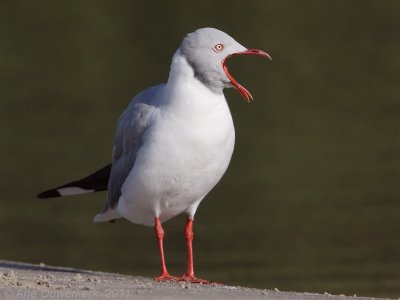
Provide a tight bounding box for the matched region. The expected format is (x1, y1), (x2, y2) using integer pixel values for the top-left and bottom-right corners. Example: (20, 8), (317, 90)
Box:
(179, 27), (271, 102)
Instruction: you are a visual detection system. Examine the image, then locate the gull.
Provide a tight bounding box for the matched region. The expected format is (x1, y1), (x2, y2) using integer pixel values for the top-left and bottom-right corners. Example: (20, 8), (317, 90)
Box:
(38, 27), (270, 283)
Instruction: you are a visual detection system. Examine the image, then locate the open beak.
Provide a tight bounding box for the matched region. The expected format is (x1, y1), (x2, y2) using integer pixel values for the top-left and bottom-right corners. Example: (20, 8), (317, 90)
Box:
(221, 49), (271, 102)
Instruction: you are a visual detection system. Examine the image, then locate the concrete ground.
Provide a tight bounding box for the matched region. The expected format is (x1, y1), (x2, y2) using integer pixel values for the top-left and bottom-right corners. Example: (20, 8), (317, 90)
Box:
(0, 260), (384, 300)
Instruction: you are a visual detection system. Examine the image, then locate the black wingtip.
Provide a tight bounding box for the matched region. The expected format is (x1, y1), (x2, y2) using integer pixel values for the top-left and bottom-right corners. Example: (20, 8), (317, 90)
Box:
(37, 190), (61, 199)
(37, 163), (111, 199)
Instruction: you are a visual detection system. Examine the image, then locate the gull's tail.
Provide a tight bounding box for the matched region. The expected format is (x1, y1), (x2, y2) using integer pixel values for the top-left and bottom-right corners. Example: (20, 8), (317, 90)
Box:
(37, 164), (111, 198)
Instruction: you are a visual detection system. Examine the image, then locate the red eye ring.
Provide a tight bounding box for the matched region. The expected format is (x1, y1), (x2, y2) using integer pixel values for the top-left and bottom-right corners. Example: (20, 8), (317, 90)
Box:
(214, 43), (224, 52)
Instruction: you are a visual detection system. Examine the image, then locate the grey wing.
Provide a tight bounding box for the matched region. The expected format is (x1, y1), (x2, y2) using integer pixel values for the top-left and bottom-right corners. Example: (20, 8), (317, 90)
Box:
(101, 86), (162, 213)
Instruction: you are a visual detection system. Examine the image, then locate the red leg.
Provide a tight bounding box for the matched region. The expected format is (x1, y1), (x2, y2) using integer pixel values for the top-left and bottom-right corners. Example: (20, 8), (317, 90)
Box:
(179, 217), (211, 284)
(154, 217), (178, 281)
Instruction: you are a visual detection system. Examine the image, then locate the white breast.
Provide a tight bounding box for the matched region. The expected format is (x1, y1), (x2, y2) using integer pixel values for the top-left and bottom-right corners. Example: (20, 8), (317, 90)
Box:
(117, 59), (235, 226)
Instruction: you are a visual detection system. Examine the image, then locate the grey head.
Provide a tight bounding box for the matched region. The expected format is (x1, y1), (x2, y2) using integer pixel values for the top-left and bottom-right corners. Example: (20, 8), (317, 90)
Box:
(179, 28), (271, 101)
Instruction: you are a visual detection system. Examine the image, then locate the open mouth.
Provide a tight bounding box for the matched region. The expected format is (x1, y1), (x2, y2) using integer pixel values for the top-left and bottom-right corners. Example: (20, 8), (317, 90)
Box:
(221, 49), (271, 102)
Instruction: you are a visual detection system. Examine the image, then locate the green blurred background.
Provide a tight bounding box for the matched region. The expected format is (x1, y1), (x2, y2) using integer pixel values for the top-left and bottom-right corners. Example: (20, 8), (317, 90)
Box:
(1, 0), (399, 298)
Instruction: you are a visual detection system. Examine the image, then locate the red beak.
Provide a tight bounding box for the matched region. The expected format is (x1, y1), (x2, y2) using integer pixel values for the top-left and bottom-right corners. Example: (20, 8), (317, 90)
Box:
(221, 49), (271, 102)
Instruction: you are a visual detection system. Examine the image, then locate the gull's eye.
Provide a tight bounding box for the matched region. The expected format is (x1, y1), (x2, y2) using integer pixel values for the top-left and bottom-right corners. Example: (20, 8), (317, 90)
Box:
(214, 43), (224, 52)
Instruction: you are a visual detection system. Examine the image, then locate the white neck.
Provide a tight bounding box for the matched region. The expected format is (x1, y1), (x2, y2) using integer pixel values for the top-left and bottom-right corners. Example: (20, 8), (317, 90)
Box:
(162, 50), (225, 111)
(167, 49), (195, 84)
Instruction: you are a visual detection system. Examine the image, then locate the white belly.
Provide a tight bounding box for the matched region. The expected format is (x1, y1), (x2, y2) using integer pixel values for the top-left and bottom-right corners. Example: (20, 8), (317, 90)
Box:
(117, 100), (235, 226)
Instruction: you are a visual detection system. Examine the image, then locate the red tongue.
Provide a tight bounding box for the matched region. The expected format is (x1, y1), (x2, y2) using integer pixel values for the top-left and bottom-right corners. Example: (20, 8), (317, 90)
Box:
(221, 49), (271, 102)
(222, 62), (253, 102)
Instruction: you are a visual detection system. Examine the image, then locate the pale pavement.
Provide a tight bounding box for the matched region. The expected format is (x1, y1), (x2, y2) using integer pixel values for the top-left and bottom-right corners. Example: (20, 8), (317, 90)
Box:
(0, 261), (383, 300)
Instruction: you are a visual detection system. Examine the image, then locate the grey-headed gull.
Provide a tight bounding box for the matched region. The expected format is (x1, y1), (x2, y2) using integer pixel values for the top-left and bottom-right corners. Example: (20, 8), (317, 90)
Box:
(38, 27), (270, 283)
